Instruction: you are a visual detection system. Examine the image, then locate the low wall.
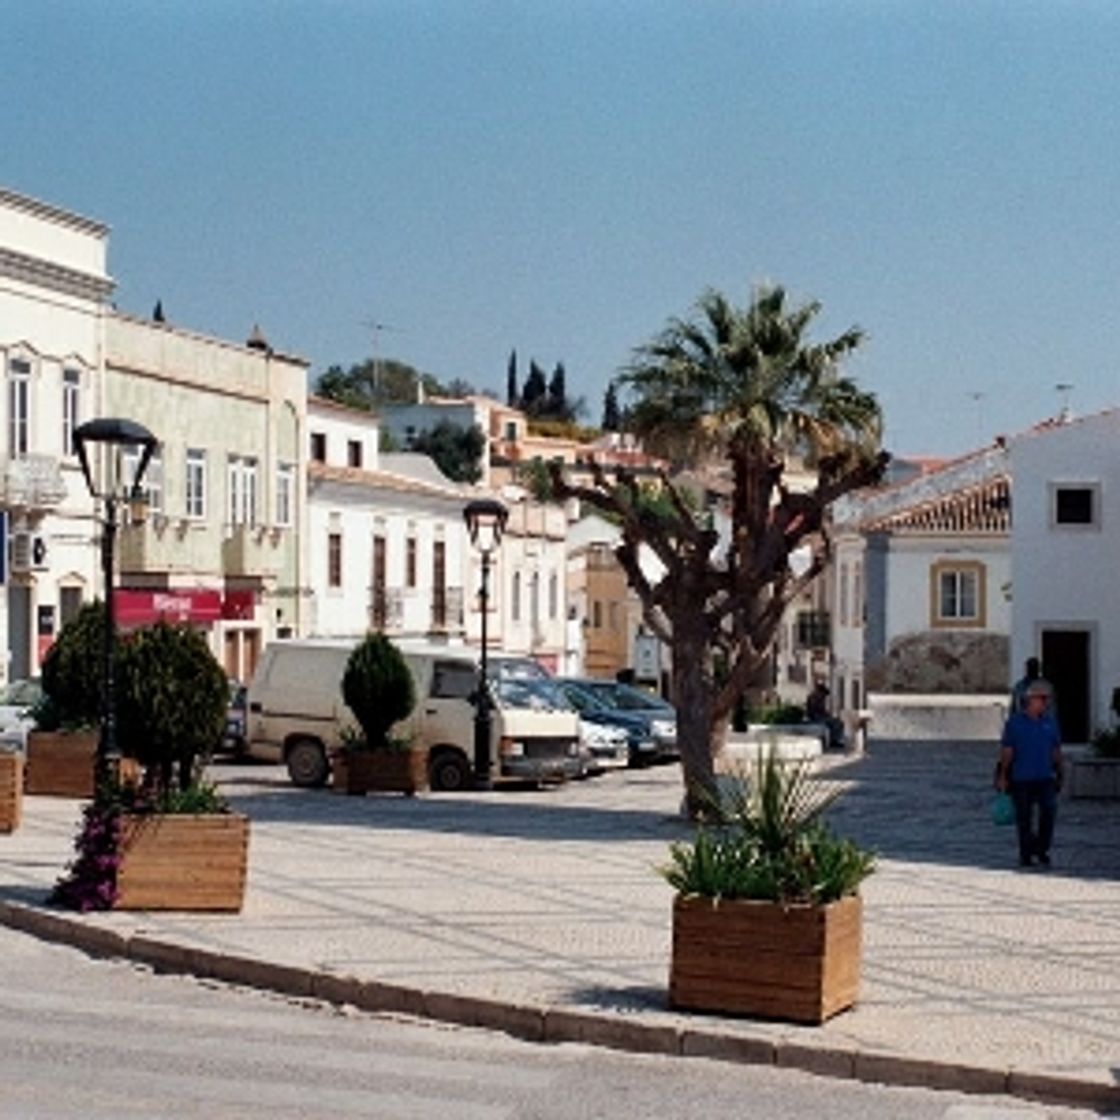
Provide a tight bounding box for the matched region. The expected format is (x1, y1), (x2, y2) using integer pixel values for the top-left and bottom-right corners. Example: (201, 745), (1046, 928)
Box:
(723, 724), (826, 764)
(867, 693), (1007, 742)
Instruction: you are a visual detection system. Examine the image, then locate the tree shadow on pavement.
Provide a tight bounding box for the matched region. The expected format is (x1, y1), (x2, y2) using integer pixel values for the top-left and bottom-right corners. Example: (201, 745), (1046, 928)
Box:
(820, 740), (1120, 881)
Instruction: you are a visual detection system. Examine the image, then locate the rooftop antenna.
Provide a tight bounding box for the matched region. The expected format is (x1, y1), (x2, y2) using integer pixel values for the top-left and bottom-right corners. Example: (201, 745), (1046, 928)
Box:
(1055, 382), (1074, 422)
(358, 319), (402, 404)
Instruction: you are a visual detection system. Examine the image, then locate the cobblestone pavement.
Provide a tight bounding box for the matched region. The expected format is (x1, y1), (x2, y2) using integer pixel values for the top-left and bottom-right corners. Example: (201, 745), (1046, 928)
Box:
(1, 741), (1118, 1109)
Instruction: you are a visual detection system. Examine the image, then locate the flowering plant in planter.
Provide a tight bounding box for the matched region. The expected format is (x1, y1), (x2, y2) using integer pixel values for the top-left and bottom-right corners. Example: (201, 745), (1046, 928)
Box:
(52, 621), (235, 911)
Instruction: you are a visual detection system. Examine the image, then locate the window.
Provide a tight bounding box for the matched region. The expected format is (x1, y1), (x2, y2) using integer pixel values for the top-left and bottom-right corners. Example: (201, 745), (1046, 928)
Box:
(549, 572), (558, 620)
(185, 449), (206, 518)
(310, 432), (326, 462)
(512, 572), (521, 622)
(504, 420), (518, 442)
(1052, 484), (1098, 527)
(852, 562), (863, 628)
(431, 540), (447, 629)
(347, 439), (363, 468)
(8, 357), (29, 459)
(228, 457), (258, 526)
(432, 661), (476, 700)
(275, 463), (294, 527)
(328, 531), (342, 588)
(371, 535), (386, 626)
(123, 446), (163, 513)
(839, 563), (849, 627)
(406, 537), (417, 588)
(530, 573), (540, 625)
(592, 600), (602, 629)
(930, 560), (986, 628)
(59, 586), (83, 628)
(795, 610), (831, 648)
(62, 368), (80, 456)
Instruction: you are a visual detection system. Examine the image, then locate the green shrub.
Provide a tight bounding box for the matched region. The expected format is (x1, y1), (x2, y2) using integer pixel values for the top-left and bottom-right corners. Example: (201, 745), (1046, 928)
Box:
(1092, 727), (1120, 759)
(40, 602), (111, 729)
(342, 633), (416, 748)
(660, 751), (874, 905)
(116, 621), (228, 792)
(746, 703), (806, 725)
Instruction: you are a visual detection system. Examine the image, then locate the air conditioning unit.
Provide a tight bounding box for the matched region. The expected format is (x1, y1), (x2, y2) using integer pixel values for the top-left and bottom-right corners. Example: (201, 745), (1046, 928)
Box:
(10, 532), (47, 573)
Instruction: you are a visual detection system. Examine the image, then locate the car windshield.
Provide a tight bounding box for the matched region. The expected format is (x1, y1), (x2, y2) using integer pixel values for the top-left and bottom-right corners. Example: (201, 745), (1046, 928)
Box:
(494, 677), (573, 712)
(612, 683), (672, 712)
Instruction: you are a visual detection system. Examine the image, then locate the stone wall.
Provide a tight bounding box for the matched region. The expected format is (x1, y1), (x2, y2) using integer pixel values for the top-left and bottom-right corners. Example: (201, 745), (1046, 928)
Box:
(866, 630), (1009, 694)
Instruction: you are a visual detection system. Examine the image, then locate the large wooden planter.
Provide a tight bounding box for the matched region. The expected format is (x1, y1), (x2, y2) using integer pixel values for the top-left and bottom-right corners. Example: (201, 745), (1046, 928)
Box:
(115, 813), (249, 911)
(25, 729), (98, 797)
(0, 752), (22, 833)
(1069, 756), (1120, 799)
(332, 747), (429, 796)
(669, 893), (862, 1025)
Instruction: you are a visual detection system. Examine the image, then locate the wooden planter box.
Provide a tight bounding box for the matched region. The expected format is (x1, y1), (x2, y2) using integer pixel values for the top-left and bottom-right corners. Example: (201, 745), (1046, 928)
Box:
(0, 752), (22, 833)
(1069, 757), (1120, 799)
(669, 893), (862, 1025)
(25, 729), (98, 797)
(115, 813), (249, 912)
(332, 747), (429, 796)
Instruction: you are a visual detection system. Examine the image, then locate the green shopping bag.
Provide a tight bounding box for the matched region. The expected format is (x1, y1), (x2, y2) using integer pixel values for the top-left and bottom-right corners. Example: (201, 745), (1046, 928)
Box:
(990, 792), (1015, 826)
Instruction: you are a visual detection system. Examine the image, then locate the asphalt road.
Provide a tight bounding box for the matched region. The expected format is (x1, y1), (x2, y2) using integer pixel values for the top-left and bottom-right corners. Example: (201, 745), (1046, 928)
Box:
(0, 926), (1102, 1120)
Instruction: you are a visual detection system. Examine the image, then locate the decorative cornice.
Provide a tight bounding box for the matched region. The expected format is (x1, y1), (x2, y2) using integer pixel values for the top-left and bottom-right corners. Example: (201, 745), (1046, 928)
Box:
(0, 245), (114, 303)
(0, 187), (109, 237)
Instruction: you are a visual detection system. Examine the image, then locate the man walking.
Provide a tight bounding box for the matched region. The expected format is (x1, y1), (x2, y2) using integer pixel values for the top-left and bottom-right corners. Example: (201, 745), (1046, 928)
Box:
(998, 680), (1063, 868)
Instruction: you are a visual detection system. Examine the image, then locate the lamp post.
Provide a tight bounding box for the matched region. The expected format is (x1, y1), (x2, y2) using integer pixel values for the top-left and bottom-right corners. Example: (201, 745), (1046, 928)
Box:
(74, 418), (158, 782)
(463, 497), (508, 790)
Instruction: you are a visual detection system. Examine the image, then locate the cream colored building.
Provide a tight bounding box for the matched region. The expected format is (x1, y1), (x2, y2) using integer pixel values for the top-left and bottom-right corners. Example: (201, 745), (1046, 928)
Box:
(107, 315), (309, 683)
(0, 188), (111, 682)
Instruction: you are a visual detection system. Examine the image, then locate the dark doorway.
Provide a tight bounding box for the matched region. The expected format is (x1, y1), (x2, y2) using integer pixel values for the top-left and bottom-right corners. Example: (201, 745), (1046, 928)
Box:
(7, 583), (30, 682)
(1041, 629), (1091, 743)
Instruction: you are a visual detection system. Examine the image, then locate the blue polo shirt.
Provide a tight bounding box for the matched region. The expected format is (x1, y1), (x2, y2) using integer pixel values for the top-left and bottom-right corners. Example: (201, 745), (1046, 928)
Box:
(1001, 711), (1060, 782)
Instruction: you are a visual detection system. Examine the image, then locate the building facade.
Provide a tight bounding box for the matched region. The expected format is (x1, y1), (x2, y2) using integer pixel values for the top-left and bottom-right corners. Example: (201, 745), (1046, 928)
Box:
(1010, 411), (1120, 744)
(106, 314), (309, 683)
(0, 188), (112, 682)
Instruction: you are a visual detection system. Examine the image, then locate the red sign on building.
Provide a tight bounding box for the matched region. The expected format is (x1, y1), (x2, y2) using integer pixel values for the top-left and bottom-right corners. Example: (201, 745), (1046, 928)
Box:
(113, 588), (253, 628)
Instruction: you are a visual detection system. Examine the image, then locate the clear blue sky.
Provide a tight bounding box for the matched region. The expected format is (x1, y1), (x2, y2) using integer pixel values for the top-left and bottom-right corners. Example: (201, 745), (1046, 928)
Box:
(6, 1), (1119, 456)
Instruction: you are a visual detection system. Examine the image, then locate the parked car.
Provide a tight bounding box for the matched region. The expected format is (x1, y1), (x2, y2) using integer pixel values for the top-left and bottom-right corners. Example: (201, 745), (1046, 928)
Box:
(573, 679), (678, 758)
(579, 718), (630, 773)
(245, 640), (581, 789)
(554, 678), (662, 766)
(0, 679), (41, 752)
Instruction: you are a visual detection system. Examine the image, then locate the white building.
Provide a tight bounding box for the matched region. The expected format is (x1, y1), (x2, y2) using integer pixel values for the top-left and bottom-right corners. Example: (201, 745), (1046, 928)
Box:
(0, 188), (112, 682)
(306, 396), (469, 641)
(107, 315), (310, 683)
(1010, 410), (1120, 744)
(830, 443), (1012, 725)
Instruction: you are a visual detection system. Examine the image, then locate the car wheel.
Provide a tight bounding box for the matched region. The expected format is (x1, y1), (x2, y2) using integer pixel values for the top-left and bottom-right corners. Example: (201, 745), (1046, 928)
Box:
(429, 749), (471, 792)
(286, 738), (329, 787)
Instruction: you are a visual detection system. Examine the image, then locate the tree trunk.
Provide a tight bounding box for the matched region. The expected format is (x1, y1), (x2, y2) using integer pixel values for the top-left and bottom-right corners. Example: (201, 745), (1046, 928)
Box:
(672, 630), (718, 820)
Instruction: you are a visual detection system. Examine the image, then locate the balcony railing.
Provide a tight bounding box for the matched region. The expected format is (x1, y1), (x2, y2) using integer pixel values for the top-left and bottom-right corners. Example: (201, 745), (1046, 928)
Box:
(221, 524), (283, 578)
(370, 586), (404, 632)
(1, 455), (66, 510)
(430, 585), (465, 633)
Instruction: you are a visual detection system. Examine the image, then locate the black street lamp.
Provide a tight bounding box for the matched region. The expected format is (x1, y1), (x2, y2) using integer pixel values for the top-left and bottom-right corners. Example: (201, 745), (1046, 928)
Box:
(74, 418), (159, 781)
(463, 497), (508, 790)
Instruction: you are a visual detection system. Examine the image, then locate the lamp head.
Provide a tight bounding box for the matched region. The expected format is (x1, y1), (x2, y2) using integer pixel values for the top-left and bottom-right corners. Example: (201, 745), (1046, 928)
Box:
(74, 417), (159, 501)
(464, 498), (508, 555)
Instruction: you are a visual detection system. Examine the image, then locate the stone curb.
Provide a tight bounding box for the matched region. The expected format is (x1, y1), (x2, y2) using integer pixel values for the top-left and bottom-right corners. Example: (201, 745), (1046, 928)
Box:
(2, 899), (1119, 1113)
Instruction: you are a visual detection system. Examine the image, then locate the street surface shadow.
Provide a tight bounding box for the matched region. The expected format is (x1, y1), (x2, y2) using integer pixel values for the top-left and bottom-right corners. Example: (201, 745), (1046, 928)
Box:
(819, 740), (1120, 881)
(219, 778), (693, 845)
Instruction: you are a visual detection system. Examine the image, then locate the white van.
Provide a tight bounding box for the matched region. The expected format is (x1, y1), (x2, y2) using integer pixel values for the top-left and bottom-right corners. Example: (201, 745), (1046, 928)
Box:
(245, 640), (582, 790)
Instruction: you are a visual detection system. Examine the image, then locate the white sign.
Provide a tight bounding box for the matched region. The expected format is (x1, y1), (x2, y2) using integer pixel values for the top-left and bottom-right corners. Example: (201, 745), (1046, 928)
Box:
(633, 634), (661, 681)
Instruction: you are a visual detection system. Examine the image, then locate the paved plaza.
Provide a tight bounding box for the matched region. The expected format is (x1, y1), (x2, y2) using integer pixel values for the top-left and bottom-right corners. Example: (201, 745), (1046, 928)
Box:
(1, 741), (1119, 1109)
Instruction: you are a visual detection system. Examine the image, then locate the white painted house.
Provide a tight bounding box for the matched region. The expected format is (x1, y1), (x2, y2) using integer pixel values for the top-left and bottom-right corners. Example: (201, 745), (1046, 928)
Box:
(831, 443), (1012, 738)
(1010, 410), (1120, 745)
(0, 188), (111, 681)
(306, 396), (470, 642)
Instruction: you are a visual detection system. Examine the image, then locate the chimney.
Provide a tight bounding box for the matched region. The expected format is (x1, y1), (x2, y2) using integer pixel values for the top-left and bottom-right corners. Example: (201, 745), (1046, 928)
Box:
(247, 324), (271, 353)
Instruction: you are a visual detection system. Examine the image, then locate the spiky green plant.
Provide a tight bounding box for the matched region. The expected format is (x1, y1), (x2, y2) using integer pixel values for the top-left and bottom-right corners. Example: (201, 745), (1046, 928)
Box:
(660, 750), (874, 905)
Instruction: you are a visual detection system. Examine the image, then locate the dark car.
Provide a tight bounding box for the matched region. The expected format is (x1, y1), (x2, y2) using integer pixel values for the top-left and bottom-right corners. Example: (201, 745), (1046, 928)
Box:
(554, 678), (661, 766)
(560, 678), (678, 759)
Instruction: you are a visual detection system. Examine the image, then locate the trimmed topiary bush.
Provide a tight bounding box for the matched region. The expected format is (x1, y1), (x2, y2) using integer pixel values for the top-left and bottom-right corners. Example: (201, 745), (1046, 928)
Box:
(116, 620), (228, 792)
(342, 633), (416, 748)
(39, 601), (111, 729)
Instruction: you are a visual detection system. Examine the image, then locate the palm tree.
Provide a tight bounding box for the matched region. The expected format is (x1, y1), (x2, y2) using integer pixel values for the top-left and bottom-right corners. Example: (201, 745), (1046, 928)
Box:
(557, 285), (885, 816)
